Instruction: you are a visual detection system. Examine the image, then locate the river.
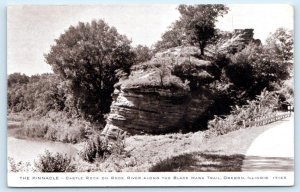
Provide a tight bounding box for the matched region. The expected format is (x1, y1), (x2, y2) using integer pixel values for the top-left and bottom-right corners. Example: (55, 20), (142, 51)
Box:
(7, 136), (79, 165)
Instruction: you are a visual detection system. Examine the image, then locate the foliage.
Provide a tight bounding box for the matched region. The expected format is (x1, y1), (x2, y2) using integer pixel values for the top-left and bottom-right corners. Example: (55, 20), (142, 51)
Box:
(178, 4), (229, 55)
(45, 20), (136, 122)
(207, 89), (280, 136)
(8, 157), (32, 172)
(172, 60), (215, 90)
(273, 79), (294, 106)
(153, 21), (186, 52)
(13, 111), (91, 143)
(8, 73), (66, 114)
(8, 73), (29, 87)
(226, 46), (256, 89)
(80, 135), (110, 163)
(227, 42), (290, 98)
(265, 28), (293, 72)
(134, 45), (153, 64)
(34, 150), (76, 172)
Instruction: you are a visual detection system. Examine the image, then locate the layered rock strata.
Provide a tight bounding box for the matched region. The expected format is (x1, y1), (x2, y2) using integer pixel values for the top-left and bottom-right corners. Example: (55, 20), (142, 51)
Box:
(102, 29), (257, 138)
(102, 46), (215, 138)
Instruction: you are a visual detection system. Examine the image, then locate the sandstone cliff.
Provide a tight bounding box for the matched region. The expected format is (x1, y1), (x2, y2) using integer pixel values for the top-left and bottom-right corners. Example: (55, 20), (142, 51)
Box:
(102, 46), (215, 138)
(102, 29), (257, 139)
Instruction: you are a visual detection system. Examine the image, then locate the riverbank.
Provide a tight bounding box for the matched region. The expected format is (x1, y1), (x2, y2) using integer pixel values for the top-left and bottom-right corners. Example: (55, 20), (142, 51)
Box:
(7, 111), (93, 144)
(7, 114), (293, 172)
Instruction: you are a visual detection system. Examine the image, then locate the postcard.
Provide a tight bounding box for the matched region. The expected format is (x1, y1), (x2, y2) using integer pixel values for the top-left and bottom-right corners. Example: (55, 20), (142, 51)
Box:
(7, 4), (294, 187)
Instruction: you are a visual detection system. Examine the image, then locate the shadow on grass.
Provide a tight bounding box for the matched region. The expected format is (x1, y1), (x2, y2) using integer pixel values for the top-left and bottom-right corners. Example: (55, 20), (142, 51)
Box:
(149, 152), (294, 172)
(149, 152), (245, 172)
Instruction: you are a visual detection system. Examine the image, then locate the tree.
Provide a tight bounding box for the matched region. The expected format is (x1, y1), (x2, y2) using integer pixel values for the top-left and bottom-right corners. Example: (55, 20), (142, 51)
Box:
(8, 73), (29, 87)
(153, 20), (186, 52)
(227, 42), (290, 100)
(134, 45), (153, 64)
(178, 4), (229, 55)
(45, 20), (135, 122)
(265, 28), (293, 73)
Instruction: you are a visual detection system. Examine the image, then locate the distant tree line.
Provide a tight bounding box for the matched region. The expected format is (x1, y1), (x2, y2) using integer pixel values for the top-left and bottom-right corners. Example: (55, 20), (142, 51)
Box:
(8, 73), (66, 115)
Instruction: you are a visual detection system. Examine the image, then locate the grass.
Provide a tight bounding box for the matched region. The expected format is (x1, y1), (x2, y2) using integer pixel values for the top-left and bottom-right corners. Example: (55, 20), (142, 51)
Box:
(97, 117), (287, 172)
(149, 153), (245, 172)
(7, 111), (94, 143)
(146, 119), (281, 172)
(149, 153), (198, 172)
(7, 121), (22, 129)
(7, 112), (28, 122)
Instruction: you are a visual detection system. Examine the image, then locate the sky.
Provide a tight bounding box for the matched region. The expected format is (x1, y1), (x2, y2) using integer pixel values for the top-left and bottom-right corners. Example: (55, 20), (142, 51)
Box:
(7, 4), (294, 75)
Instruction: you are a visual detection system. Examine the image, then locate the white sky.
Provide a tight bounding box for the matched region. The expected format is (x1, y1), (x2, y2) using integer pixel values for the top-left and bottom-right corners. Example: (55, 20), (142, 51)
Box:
(7, 4), (293, 75)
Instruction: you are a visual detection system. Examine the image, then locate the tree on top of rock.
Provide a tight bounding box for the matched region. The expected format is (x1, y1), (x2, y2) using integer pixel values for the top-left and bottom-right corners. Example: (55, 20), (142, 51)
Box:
(178, 4), (229, 55)
(45, 20), (135, 122)
(153, 20), (186, 53)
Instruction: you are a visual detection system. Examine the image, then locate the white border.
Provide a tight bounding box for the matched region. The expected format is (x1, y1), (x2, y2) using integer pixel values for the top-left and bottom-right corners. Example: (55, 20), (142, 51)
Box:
(8, 172), (294, 187)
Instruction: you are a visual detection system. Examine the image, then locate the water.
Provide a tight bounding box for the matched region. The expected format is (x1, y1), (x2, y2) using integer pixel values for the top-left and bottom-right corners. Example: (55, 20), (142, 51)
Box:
(7, 137), (78, 164)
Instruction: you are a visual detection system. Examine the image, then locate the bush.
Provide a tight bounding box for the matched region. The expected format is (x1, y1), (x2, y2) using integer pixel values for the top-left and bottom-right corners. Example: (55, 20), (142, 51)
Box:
(207, 89), (279, 136)
(8, 157), (32, 172)
(80, 135), (110, 163)
(34, 150), (76, 172)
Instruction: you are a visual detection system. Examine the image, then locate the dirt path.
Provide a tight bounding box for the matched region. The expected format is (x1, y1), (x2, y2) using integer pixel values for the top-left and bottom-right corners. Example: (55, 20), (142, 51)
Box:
(242, 114), (294, 171)
(146, 114), (295, 172)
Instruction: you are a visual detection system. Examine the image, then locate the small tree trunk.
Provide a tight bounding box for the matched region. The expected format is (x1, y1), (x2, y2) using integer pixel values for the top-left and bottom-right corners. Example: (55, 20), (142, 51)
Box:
(199, 41), (205, 56)
(200, 47), (204, 55)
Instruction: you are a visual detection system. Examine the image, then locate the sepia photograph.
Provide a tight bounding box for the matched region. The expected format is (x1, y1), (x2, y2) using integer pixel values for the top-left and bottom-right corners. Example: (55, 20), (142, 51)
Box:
(7, 4), (294, 186)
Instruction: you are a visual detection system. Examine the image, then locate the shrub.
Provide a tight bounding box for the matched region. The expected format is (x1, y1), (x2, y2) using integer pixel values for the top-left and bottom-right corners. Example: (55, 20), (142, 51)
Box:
(80, 135), (110, 163)
(207, 89), (279, 136)
(34, 150), (76, 172)
(23, 121), (49, 138)
(8, 157), (32, 172)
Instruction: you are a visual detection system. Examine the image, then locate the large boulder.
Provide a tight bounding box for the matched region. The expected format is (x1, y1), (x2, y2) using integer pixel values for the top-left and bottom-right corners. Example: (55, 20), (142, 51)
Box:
(102, 46), (215, 139)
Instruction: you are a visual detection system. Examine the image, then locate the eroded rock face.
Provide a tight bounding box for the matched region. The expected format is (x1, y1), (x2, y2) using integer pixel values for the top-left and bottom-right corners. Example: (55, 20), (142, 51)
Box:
(102, 46), (215, 138)
(216, 28), (259, 54)
(103, 29), (259, 139)
(102, 29), (257, 138)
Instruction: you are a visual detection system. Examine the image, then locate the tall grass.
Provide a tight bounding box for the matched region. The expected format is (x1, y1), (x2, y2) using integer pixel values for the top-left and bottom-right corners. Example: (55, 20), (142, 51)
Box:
(80, 135), (110, 163)
(80, 133), (126, 163)
(12, 111), (92, 143)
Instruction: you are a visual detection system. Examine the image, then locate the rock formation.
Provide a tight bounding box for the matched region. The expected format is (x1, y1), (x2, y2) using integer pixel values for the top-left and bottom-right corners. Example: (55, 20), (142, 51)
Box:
(102, 46), (215, 139)
(102, 29), (257, 139)
(215, 28), (259, 54)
